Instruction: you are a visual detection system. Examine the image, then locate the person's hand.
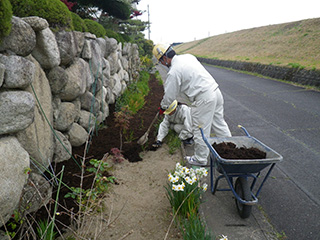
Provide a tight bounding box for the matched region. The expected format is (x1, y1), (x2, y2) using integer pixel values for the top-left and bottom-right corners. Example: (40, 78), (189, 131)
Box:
(158, 107), (165, 115)
(152, 140), (162, 149)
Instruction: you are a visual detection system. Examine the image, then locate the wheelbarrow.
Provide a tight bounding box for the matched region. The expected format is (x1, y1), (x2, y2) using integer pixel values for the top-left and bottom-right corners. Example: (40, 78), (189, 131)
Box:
(200, 125), (283, 218)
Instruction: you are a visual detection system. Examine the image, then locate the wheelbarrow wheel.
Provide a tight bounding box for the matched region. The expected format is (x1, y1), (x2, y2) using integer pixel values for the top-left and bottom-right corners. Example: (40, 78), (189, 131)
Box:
(235, 177), (252, 219)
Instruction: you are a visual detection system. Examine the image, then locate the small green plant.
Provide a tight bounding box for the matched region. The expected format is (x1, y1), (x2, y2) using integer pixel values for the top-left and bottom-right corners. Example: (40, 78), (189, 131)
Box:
(166, 129), (181, 154)
(140, 55), (153, 71)
(36, 219), (57, 240)
(155, 70), (163, 85)
(5, 210), (23, 238)
(288, 62), (305, 69)
(165, 163), (208, 218)
(65, 159), (115, 203)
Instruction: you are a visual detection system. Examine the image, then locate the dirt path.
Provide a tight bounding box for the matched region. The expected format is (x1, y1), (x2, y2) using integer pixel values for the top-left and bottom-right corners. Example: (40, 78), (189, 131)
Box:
(95, 145), (183, 240)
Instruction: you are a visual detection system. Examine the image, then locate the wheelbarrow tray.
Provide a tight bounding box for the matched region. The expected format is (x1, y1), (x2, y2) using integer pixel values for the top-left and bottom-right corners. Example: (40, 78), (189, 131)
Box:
(208, 136), (283, 174)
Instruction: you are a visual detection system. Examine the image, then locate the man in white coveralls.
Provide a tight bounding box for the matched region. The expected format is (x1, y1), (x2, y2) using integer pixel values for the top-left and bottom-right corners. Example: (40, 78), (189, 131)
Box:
(153, 44), (232, 166)
(152, 99), (194, 149)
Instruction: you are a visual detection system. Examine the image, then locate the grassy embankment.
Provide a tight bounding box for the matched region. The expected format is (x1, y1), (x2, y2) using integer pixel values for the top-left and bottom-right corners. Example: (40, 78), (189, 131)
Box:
(174, 18), (320, 71)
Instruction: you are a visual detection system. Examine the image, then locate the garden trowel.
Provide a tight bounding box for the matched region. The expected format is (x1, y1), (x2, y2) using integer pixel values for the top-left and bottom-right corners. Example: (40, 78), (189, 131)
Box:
(137, 112), (159, 145)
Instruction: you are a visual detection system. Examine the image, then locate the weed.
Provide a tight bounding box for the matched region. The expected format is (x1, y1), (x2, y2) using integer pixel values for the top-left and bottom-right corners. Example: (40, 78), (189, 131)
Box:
(36, 219), (57, 240)
(288, 62), (305, 69)
(65, 158), (115, 203)
(166, 129), (182, 154)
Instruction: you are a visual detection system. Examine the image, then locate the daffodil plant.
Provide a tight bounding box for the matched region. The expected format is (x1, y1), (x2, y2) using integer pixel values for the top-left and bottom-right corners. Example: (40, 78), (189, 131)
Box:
(165, 162), (208, 218)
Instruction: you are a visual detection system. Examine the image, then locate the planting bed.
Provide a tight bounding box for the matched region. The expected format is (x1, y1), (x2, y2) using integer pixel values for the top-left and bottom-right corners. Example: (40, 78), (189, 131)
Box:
(51, 74), (165, 231)
(2, 74), (169, 239)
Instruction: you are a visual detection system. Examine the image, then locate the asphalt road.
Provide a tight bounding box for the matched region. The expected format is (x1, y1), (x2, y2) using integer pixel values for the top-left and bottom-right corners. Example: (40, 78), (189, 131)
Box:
(203, 64), (320, 240)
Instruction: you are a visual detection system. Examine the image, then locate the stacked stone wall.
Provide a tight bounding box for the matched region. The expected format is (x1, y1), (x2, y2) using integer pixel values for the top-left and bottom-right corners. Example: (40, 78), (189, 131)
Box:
(0, 16), (140, 226)
(198, 58), (320, 87)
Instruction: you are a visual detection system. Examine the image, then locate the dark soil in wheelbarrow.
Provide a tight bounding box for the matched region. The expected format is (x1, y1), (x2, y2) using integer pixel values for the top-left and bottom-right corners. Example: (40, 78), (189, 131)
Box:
(213, 142), (266, 159)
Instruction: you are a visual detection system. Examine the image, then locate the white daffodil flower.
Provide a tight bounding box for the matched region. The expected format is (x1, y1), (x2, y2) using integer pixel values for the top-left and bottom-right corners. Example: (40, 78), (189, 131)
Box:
(202, 183), (208, 192)
(219, 235), (228, 240)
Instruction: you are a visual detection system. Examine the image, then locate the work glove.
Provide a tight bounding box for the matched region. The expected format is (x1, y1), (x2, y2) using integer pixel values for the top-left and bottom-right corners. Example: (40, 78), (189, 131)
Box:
(158, 106), (165, 115)
(152, 140), (162, 149)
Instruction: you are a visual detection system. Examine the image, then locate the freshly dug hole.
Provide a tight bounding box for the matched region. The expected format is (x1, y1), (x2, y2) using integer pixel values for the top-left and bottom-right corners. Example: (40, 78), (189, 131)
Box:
(212, 142), (266, 159)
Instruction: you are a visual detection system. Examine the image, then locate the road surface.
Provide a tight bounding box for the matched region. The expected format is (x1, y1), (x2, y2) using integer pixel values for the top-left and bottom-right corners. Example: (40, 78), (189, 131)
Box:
(204, 64), (320, 239)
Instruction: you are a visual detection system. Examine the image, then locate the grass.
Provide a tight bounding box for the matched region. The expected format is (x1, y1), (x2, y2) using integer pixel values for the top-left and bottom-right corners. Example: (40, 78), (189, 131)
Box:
(174, 18), (320, 70)
(115, 70), (150, 114)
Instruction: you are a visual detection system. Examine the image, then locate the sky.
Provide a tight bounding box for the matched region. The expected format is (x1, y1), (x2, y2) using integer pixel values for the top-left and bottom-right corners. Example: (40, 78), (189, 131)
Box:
(135, 0), (320, 44)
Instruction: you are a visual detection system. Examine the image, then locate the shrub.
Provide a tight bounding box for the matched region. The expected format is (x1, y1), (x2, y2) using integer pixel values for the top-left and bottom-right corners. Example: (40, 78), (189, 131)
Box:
(84, 19), (106, 38)
(0, 0), (13, 41)
(9, 0), (73, 31)
(71, 12), (87, 32)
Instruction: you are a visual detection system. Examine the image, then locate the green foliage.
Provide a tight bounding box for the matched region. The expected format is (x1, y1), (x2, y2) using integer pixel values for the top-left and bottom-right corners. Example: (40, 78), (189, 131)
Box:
(288, 62), (305, 69)
(0, 0), (12, 42)
(135, 37), (154, 56)
(5, 209), (24, 238)
(115, 70), (150, 114)
(165, 163), (208, 218)
(84, 19), (106, 37)
(166, 129), (182, 155)
(10, 0), (73, 31)
(71, 12), (87, 32)
(165, 163), (210, 239)
(180, 212), (213, 240)
(76, 0), (131, 20)
(36, 219), (57, 240)
(155, 71), (164, 85)
(65, 159), (115, 204)
(105, 29), (130, 44)
(140, 55), (153, 71)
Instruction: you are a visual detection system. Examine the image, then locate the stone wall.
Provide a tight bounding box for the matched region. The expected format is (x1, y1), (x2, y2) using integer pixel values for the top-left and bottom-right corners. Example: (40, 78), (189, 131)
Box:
(198, 58), (320, 87)
(0, 16), (140, 226)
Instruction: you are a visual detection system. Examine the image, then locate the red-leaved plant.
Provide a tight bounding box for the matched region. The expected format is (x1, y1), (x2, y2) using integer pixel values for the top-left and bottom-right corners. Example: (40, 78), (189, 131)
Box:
(114, 106), (132, 151)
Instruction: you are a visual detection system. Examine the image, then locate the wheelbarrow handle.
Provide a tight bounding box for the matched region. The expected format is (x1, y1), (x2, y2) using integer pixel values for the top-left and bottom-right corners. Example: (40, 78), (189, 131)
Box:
(238, 125), (251, 137)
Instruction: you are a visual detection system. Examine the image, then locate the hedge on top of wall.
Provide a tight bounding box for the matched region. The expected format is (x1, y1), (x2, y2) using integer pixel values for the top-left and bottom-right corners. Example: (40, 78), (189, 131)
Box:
(9, 0), (73, 31)
(84, 19), (106, 38)
(0, 0), (13, 42)
(71, 12), (87, 32)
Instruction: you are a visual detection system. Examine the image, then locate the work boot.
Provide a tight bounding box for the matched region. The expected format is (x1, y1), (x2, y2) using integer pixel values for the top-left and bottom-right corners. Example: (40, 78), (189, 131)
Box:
(152, 140), (162, 149)
(185, 156), (207, 166)
(182, 137), (194, 146)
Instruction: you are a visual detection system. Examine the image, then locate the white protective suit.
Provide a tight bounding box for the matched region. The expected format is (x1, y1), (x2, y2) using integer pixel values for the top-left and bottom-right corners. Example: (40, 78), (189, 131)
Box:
(161, 54), (231, 163)
(156, 104), (193, 142)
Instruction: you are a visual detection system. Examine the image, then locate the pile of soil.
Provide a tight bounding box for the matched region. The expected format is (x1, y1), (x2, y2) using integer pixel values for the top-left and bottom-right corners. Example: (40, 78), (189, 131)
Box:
(212, 142), (266, 159)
